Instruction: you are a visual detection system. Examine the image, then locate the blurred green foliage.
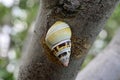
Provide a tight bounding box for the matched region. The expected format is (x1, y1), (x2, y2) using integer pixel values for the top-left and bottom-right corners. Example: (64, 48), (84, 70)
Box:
(0, 0), (39, 80)
(0, 58), (14, 80)
(0, 0), (119, 80)
(105, 4), (120, 42)
(0, 4), (11, 25)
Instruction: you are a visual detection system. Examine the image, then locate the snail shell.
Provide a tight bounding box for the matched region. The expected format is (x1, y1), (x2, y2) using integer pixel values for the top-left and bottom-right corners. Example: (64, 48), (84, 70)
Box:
(45, 21), (72, 67)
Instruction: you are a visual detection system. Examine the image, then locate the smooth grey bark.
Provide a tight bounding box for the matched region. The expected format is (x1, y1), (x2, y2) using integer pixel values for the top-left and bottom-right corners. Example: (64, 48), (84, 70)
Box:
(18, 0), (120, 80)
(76, 29), (120, 80)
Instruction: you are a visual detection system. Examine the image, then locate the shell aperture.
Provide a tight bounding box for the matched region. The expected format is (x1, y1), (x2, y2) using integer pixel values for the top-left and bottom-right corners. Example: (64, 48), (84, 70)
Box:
(45, 21), (72, 67)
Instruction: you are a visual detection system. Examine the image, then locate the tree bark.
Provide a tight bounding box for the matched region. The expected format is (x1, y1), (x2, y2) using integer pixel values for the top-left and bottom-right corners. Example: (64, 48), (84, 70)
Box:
(76, 29), (120, 80)
(18, 0), (120, 80)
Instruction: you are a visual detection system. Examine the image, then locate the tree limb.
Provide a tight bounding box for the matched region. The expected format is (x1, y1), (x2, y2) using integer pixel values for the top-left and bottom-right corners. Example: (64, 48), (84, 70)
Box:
(76, 29), (120, 80)
(18, 0), (120, 80)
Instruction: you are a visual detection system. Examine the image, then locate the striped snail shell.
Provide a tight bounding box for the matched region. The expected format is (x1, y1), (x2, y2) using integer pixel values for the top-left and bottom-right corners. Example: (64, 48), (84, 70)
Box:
(45, 21), (72, 67)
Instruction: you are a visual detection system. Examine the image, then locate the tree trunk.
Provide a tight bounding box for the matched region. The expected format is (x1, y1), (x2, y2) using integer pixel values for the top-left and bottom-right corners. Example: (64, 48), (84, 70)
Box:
(76, 29), (120, 80)
(18, 0), (120, 80)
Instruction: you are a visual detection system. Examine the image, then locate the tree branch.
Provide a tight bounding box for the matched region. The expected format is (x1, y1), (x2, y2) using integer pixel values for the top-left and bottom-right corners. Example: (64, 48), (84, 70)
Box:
(76, 29), (120, 80)
(18, 0), (120, 80)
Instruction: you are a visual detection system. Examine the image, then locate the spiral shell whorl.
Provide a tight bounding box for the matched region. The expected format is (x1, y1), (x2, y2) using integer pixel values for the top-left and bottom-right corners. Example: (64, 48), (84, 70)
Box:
(45, 21), (72, 67)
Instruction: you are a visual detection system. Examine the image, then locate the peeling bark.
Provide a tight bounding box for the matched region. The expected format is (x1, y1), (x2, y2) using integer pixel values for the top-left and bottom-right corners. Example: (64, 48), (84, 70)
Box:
(18, 0), (120, 80)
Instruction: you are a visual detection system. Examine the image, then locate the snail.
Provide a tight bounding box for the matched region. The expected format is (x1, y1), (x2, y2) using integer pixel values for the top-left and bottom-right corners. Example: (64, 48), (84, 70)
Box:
(45, 21), (72, 67)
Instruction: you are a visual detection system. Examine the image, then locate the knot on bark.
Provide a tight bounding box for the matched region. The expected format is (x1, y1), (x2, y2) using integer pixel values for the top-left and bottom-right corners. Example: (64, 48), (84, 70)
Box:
(59, 0), (80, 12)
(53, 0), (80, 17)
